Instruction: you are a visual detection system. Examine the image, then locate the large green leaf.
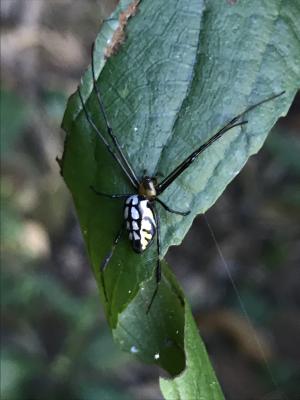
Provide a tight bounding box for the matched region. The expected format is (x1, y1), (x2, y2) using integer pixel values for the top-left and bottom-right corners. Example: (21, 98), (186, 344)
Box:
(60, 0), (299, 395)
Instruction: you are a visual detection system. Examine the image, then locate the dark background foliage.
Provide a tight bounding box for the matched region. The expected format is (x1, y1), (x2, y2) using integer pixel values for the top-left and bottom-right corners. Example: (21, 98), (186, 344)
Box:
(1, 1), (299, 399)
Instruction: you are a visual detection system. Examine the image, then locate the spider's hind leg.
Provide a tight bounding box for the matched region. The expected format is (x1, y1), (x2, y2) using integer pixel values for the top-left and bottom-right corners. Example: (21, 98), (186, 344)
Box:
(146, 206), (185, 314)
(146, 210), (162, 313)
(100, 223), (125, 303)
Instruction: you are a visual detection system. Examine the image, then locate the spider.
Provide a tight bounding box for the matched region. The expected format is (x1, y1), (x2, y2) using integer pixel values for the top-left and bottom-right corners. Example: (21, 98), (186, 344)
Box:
(78, 43), (284, 312)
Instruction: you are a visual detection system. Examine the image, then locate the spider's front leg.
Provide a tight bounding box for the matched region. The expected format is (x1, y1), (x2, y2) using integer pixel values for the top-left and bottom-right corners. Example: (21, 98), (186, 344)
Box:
(90, 185), (133, 199)
(156, 197), (190, 216)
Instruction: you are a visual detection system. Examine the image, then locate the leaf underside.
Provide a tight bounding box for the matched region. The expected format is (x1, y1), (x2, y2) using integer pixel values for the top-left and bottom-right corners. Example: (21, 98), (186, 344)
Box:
(61, 0), (299, 396)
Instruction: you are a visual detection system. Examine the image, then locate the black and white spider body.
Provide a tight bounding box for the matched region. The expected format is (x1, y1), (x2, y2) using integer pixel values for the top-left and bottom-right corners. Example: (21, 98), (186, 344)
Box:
(124, 193), (156, 253)
(78, 43), (284, 312)
(124, 176), (158, 253)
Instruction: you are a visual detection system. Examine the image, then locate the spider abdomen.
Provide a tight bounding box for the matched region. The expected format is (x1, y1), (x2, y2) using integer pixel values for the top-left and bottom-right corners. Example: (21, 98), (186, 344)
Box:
(124, 195), (156, 253)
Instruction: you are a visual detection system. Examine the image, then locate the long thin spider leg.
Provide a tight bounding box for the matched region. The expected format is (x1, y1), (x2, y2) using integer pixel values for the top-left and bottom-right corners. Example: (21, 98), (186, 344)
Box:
(101, 223), (125, 302)
(157, 120), (248, 194)
(146, 207), (161, 314)
(78, 88), (137, 189)
(90, 185), (132, 199)
(224, 90), (285, 128)
(156, 197), (190, 216)
(157, 91), (285, 194)
(146, 206), (185, 314)
(91, 43), (139, 187)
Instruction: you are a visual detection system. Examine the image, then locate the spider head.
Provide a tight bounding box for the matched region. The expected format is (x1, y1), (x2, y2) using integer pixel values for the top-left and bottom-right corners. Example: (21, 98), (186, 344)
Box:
(138, 176), (157, 199)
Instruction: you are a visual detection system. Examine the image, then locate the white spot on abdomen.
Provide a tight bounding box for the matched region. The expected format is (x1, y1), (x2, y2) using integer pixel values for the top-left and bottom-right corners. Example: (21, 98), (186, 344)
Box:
(131, 196), (138, 205)
(132, 221), (139, 230)
(142, 219), (152, 231)
(124, 207), (129, 219)
(133, 232), (140, 240)
(131, 207), (139, 220)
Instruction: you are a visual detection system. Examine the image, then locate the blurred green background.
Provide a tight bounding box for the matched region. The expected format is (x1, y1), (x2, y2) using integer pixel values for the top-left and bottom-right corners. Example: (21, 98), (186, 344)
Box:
(1, 1), (299, 399)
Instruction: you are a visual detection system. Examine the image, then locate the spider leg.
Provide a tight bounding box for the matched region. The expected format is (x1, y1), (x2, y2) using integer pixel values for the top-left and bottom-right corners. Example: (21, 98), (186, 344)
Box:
(146, 208), (161, 313)
(156, 120), (248, 194)
(146, 206), (185, 313)
(78, 88), (137, 189)
(91, 43), (139, 187)
(156, 197), (190, 216)
(156, 91), (285, 194)
(100, 223), (125, 302)
(90, 185), (132, 199)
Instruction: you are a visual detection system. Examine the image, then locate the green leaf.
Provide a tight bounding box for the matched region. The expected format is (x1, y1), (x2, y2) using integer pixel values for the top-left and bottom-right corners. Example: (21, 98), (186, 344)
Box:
(160, 304), (224, 400)
(60, 0), (299, 395)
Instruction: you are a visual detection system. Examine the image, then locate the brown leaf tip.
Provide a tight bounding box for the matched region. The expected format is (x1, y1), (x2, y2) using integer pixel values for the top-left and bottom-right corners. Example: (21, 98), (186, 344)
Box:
(105, 0), (140, 59)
